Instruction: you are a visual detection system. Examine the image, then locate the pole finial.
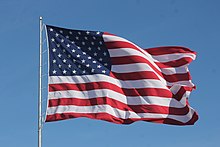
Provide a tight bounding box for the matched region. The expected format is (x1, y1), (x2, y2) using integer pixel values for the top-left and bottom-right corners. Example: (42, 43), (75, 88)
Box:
(40, 16), (43, 20)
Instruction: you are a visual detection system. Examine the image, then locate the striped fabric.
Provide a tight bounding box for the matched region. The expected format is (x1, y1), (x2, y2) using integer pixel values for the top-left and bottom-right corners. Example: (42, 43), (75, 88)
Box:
(46, 27), (198, 125)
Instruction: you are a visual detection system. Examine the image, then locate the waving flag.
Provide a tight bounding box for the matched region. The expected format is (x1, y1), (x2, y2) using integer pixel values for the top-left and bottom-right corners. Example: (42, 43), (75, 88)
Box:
(45, 25), (198, 125)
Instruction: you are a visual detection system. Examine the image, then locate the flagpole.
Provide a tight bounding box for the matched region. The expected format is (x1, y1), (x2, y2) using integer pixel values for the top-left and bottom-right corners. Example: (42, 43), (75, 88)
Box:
(38, 16), (43, 147)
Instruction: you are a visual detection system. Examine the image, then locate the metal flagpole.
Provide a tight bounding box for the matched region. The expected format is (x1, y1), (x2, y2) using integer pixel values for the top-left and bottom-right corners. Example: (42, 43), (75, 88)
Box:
(38, 16), (43, 147)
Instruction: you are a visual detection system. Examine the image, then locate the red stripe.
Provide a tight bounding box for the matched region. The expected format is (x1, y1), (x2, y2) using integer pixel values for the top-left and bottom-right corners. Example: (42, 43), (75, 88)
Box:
(48, 97), (190, 115)
(46, 111), (198, 125)
(105, 41), (139, 50)
(111, 55), (193, 68)
(163, 72), (191, 83)
(174, 87), (187, 101)
(49, 82), (173, 98)
(111, 71), (160, 80)
(112, 71), (192, 84)
(155, 57), (193, 68)
(145, 46), (196, 55)
(162, 111), (198, 125)
(111, 56), (148, 65)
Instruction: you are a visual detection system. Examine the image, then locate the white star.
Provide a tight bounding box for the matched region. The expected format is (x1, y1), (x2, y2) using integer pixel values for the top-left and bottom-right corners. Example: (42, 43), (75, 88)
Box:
(72, 70), (76, 74)
(82, 42), (85, 45)
(53, 60), (56, 63)
(58, 64), (62, 68)
(97, 47), (101, 50)
(63, 59), (67, 63)
(94, 52), (98, 56)
(67, 44), (70, 47)
(84, 36), (88, 40)
(97, 65), (101, 68)
(91, 68), (95, 72)
(82, 70), (86, 74)
(68, 64), (72, 68)
(76, 54), (80, 58)
(76, 36), (79, 40)
(104, 63), (108, 66)
(63, 70), (67, 74)
(81, 59), (85, 63)
(52, 48), (56, 52)
(61, 39), (64, 42)
(77, 46), (81, 49)
(73, 59), (76, 62)
(78, 32), (81, 35)
(72, 49), (76, 53)
(99, 41), (103, 45)
(102, 70), (106, 73)
(93, 36), (96, 40)
(91, 42), (94, 45)
(103, 52), (107, 56)
(96, 31), (100, 35)
(63, 49), (66, 53)
(52, 70), (56, 74)
(99, 58), (103, 61)
(66, 35), (69, 39)
(57, 44), (60, 47)
(51, 38), (55, 42)
(78, 65), (81, 68)
(59, 30), (63, 33)
(88, 56), (92, 59)
(82, 52), (86, 55)
(88, 47), (92, 51)
(93, 60), (97, 63)
(58, 54), (62, 58)
(55, 33), (59, 37)
(68, 54), (71, 58)
(86, 31), (90, 35)
(86, 64), (90, 67)
(50, 28), (53, 31)
(69, 31), (72, 34)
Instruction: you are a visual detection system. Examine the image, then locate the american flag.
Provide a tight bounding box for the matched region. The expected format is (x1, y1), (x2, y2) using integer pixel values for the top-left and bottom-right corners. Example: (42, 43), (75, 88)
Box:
(45, 25), (198, 125)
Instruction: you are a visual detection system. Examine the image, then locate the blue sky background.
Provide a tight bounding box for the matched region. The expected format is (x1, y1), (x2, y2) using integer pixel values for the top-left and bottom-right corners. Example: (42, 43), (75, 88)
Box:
(0, 0), (219, 147)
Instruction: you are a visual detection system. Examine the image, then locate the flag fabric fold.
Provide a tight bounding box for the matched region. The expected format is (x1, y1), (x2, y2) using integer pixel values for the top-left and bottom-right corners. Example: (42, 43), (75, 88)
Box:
(45, 25), (198, 125)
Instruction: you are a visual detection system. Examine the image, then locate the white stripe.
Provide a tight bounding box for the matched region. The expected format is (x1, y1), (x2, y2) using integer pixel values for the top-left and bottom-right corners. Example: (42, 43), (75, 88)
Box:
(103, 34), (129, 42)
(46, 104), (195, 123)
(151, 53), (196, 63)
(161, 65), (189, 75)
(170, 85), (182, 95)
(108, 47), (146, 58)
(109, 48), (195, 64)
(49, 75), (168, 89)
(48, 88), (186, 108)
(112, 63), (154, 73)
(168, 80), (194, 87)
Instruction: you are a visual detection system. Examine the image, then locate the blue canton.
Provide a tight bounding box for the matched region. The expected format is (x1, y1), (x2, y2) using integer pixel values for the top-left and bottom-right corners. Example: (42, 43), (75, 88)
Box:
(46, 25), (111, 76)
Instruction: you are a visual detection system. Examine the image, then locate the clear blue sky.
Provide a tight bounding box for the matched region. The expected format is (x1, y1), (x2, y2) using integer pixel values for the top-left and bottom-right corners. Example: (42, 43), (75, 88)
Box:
(0, 0), (219, 147)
